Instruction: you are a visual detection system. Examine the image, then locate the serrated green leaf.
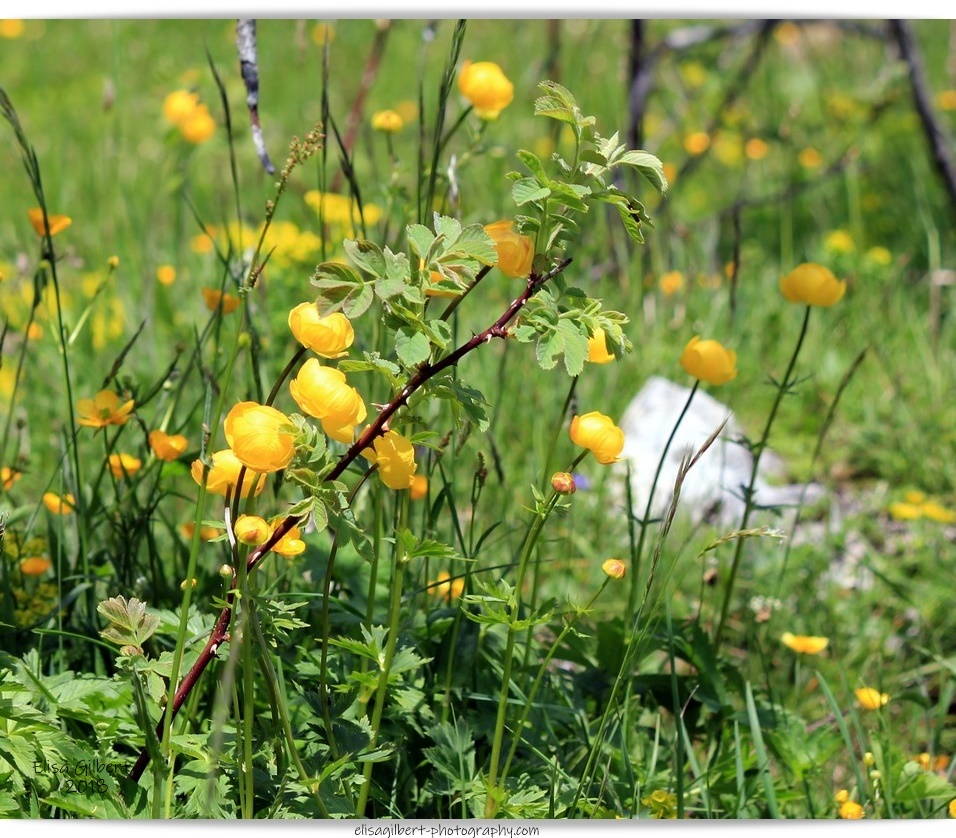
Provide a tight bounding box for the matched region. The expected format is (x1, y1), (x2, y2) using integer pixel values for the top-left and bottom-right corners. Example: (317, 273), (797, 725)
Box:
(407, 224), (435, 259)
(435, 215), (462, 242)
(374, 276), (407, 300)
(516, 149), (549, 182)
(449, 223), (498, 266)
(424, 318), (452, 349)
(395, 327), (431, 368)
(536, 329), (564, 371)
(557, 319), (588, 376)
(344, 238), (386, 277)
(619, 149), (669, 195)
(512, 177), (551, 207)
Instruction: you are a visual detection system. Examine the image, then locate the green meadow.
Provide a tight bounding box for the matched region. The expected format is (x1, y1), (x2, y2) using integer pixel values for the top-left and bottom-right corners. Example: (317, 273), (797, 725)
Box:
(0, 18), (954, 819)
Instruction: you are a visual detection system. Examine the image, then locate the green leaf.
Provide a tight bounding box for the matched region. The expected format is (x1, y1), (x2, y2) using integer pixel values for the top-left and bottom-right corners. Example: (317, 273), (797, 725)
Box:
(536, 329), (564, 371)
(344, 238), (386, 277)
(895, 760), (956, 801)
(512, 177), (551, 207)
(395, 327), (431, 368)
(619, 149), (669, 195)
(407, 224), (435, 260)
(449, 223), (498, 266)
(516, 148), (549, 182)
(557, 318), (588, 376)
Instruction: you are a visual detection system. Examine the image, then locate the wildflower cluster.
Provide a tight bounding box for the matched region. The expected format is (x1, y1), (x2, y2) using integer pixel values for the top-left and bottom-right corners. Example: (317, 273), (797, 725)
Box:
(163, 88), (216, 144)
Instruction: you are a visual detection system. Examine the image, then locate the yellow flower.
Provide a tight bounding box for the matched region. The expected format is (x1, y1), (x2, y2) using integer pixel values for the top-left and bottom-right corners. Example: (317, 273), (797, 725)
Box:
(949, 798), (956, 818)
(889, 501), (922, 521)
(181, 522), (222, 542)
(362, 430), (418, 490)
(798, 147), (823, 168)
(458, 60), (514, 120)
(920, 500), (956, 524)
(179, 104), (216, 144)
(680, 336), (738, 385)
(839, 800), (864, 819)
(76, 390), (135, 428)
(20, 557), (51, 576)
(745, 138), (769, 160)
(570, 412), (625, 465)
(156, 265), (177, 286)
(430, 570), (464, 602)
(271, 523), (306, 557)
(683, 131), (710, 156)
(659, 270), (685, 296)
(290, 359), (367, 443)
(587, 327), (615, 364)
(602, 558), (626, 580)
(288, 302), (354, 358)
(26, 323), (43, 340)
(108, 453), (142, 479)
(2, 466), (22, 491)
(937, 90), (956, 111)
(234, 514), (272, 546)
(311, 22), (335, 45)
(149, 430), (189, 461)
(28, 207), (72, 237)
(484, 220), (534, 279)
(191, 232), (215, 254)
(904, 490), (926, 504)
(855, 687), (889, 710)
(163, 89), (199, 126)
(107, 255), (120, 269)
(780, 263), (846, 307)
(224, 402), (296, 474)
(641, 789), (678, 819)
(410, 474), (428, 501)
(781, 632), (829, 655)
(191, 449), (266, 498)
(834, 790), (849, 804)
(371, 109), (403, 132)
(202, 287), (240, 314)
(824, 229), (855, 255)
(865, 246), (892, 267)
(43, 491), (75, 514)
(1, 19), (26, 38)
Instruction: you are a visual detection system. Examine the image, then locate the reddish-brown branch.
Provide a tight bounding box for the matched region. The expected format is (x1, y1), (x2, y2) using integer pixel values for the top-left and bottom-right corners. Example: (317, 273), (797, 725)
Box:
(128, 257), (572, 783)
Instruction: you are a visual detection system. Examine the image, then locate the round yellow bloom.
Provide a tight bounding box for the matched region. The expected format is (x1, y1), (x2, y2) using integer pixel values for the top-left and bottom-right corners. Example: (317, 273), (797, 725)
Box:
(745, 138), (769, 160)
(865, 246), (892, 267)
(202, 287), (240, 314)
(43, 491), (75, 514)
(362, 430), (418, 490)
(889, 501), (922, 521)
(920, 501), (956, 524)
(659, 271), (685, 296)
(839, 800), (864, 819)
(156, 265), (177, 286)
(224, 402), (296, 474)
(180, 104), (216, 144)
(288, 302), (354, 358)
(2, 466), (22, 491)
(410, 474), (428, 501)
(824, 229), (855, 255)
(290, 359), (367, 443)
(949, 798), (956, 818)
(26, 323), (43, 340)
(234, 514), (272, 546)
(834, 790), (849, 804)
(798, 147), (823, 169)
(458, 60), (514, 120)
(181, 522), (223, 542)
(149, 430), (189, 461)
(485, 220), (534, 279)
(271, 523), (306, 557)
(780, 263), (846, 307)
(371, 109), (404, 133)
(28, 207), (72, 238)
(77, 390), (135, 428)
(190, 449), (266, 498)
(680, 336), (738, 386)
(570, 412), (625, 465)
(108, 453), (142, 479)
(431, 570), (465, 602)
(551, 472), (576, 495)
(163, 89), (199, 126)
(781, 632), (829, 655)
(20, 557), (52, 576)
(107, 255), (120, 269)
(587, 327), (615, 364)
(0, 19), (26, 38)
(602, 558), (626, 580)
(855, 687), (889, 710)
(684, 131), (711, 156)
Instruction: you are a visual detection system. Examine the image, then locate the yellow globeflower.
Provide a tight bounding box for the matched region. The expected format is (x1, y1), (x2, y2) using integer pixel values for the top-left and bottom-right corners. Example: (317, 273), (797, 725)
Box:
(289, 359), (367, 443)
(76, 389), (135, 428)
(1, 466), (22, 491)
(20, 557), (52, 576)
(202, 287), (240, 314)
(780, 263), (846, 307)
(179, 104), (216, 144)
(570, 412), (625, 465)
(181, 522), (222, 542)
(798, 147), (822, 169)
(271, 522), (306, 557)
(362, 430), (418, 490)
(410, 474), (428, 501)
(148, 430), (189, 462)
(855, 687), (889, 710)
(108, 453), (142, 479)
(781, 632), (829, 655)
(224, 402), (296, 474)
(43, 491), (76, 514)
(680, 336), (738, 386)
(156, 265), (177, 286)
(28, 207), (72, 237)
(839, 800), (864, 819)
(745, 138), (769, 160)
(288, 302), (354, 358)
(484, 220), (534, 279)
(683, 131), (710, 156)
(371, 109), (404, 133)
(587, 327), (615, 365)
(430, 570), (464, 602)
(458, 60), (514, 120)
(163, 89), (199, 126)
(191, 448), (266, 498)
(602, 558), (626, 580)
(659, 270), (685, 296)
(234, 514), (273, 546)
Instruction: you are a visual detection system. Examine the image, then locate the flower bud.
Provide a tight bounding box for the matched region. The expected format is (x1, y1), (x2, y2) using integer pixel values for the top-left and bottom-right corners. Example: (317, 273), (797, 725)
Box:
(863, 752), (875, 766)
(602, 558), (626, 579)
(234, 514), (272, 546)
(551, 472), (576, 495)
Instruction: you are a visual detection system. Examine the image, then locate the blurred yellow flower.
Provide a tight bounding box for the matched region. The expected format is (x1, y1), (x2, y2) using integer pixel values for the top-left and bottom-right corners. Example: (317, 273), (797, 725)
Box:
(362, 430), (418, 490)
(20, 557), (51, 576)
(570, 411), (624, 465)
(371, 109), (403, 133)
(311, 22), (335, 45)
(485, 220), (534, 278)
(774, 22), (801, 46)
(780, 263), (846, 307)
(865, 246), (892, 266)
(824, 229), (855, 254)
(683, 131), (710, 156)
(43, 492), (75, 514)
(149, 429), (189, 461)
(602, 558), (626, 580)
(180, 105), (216, 144)
(641, 789), (678, 819)
(745, 138), (769, 160)
(191, 449), (266, 498)
(77, 390), (135, 428)
(458, 60), (514, 120)
(107, 255), (120, 269)
(659, 270), (685, 296)
(0, 19), (25, 38)
(234, 514), (272, 546)
(680, 336), (737, 385)
(288, 302), (354, 358)
(271, 522), (306, 556)
(834, 789), (849, 804)
(430, 570), (464, 602)
(290, 359), (367, 444)
(28, 207), (72, 237)
(224, 402), (296, 474)
(949, 797), (956, 818)
(855, 687), (889, 710)
(889, 501), (921, 520)
(679, 61), (707, 88)
(839, 800), (864, 819)
(410, 474), (428, 501)
(163, 89), (200, 126)
(181, 522), (222, 542)
(798, 147), (823, 168)
(190, 232), (215, 254)
(26, 323), (43, 340)
(108, 453), (142, 479)
(662, 162), (678, 184)
(587, 327), (615, 364)
(781, 632), (829, 654)
(395, 99), (418, 122)
(202, 287), (240, 314)
(1, 466), (22, 491)
(937, 90), (956, 111)
(156, 265), (177, 286)
(921, 500), (956, 524)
